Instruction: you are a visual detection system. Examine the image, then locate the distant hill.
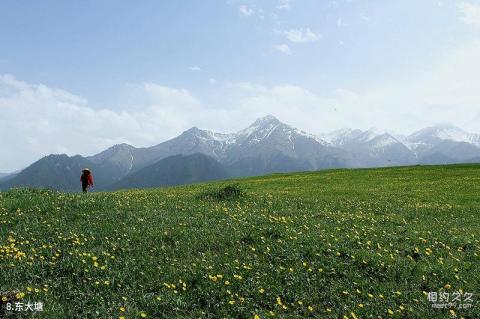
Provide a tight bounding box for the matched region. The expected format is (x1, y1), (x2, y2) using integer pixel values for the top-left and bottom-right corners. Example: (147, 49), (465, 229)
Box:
(110, 153), (230, 190)
(0, 154), (95, 191)
(0, 153), (228, 192)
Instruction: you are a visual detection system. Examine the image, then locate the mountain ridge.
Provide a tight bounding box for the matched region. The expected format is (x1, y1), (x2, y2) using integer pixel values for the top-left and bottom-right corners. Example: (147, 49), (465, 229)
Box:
(1, 116), (479, 191)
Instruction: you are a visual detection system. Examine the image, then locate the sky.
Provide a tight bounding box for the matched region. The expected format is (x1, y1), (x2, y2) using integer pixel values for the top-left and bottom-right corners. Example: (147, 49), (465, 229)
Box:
(1, 0), (480, 172)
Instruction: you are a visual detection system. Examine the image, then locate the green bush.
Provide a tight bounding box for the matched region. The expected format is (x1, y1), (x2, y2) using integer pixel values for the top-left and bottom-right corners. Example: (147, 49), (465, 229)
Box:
(197, 184), (244, 200)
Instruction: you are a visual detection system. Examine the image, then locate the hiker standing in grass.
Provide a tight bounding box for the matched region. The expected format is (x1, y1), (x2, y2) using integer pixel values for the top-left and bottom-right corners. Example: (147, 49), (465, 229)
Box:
(80, 168), (94, 193)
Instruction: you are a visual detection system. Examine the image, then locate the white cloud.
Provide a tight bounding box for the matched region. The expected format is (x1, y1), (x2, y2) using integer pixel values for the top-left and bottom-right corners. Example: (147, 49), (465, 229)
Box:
(458, 1), (480, 27)
(360, 13), (370, 22)
(334, 88), (359, 100)
(337, 17), (347, 27)
(273, 43), (292, 55)
(418, 41), (480, 112)
(239, 5), (254, 16)
(0, 75), (205, 171)
(277, 0), (291, 10)
(281, 28), (321, 43)
(475, 112), (480, 122)
(188, 66), (202, 72)
(257, 8), (265, 20)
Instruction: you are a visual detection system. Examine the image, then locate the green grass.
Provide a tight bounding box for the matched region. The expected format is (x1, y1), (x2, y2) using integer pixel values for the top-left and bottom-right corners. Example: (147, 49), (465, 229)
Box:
(0, 164), (479, 318)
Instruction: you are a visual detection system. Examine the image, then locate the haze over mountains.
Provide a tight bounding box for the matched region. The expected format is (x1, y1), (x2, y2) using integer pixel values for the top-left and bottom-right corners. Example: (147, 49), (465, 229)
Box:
(0, 173), (12, 181)
(1, 115), (479, 191)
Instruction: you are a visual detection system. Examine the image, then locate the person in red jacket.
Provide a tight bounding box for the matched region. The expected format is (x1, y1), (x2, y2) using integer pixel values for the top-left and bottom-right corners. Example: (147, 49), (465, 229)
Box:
(80, 168), (94, 193)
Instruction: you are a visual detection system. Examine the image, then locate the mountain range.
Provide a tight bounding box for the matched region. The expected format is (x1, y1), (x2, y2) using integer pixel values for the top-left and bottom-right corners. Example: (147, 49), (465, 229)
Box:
(1, 115), (479, 191)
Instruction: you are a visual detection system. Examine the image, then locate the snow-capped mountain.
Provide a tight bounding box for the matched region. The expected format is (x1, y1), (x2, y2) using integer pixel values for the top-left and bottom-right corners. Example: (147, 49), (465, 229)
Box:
(222, 115), (352, 175)
(321, 128), (416, 167)
(320, 128), (363, 146)
(234, 115), (325, 145)
(2, 116), (479, 191)
(94, 116), (478, 177)
(405, 124), (480, 163)
(407, 124), (480, 148)
(127, 115), (351, 176)
(321, 123), (480, 166)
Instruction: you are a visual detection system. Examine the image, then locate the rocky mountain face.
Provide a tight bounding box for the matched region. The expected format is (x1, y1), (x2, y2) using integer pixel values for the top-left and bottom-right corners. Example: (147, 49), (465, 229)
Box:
(1, 116), (479, 191)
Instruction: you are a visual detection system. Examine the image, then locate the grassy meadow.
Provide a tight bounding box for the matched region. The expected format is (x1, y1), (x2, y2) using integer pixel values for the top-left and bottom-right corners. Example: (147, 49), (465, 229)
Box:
(0, 164), (479, 318)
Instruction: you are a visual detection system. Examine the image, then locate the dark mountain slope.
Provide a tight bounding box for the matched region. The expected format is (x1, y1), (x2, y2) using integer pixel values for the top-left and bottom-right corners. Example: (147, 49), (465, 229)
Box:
(0, 155), (95, 191)
(110, 153), (230, 190)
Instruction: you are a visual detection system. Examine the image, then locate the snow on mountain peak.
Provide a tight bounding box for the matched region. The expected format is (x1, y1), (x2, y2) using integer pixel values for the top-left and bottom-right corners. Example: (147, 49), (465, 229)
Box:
(237, 115), (282, 140)
(180, 119), (479, 154)
(320, 128), (359, 144)
(408, 124), (479, 145)
(359, 127), (388, 142)
(432, 125), (474, 143)
(182, 126), (236, 143)
(252, 114), (280, 126)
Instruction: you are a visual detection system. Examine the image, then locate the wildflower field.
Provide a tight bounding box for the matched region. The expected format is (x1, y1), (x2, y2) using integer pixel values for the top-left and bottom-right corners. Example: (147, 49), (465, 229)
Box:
(0, 164), (479, 318)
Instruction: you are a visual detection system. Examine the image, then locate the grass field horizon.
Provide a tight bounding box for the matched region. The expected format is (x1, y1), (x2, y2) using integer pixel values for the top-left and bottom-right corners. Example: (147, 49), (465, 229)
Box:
(1, 164), (479, 318)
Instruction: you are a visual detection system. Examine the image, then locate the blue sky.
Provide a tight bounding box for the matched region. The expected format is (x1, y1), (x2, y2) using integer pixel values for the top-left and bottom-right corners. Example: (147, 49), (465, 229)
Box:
(1, 0), (480, 171)
(0, 0), (466, 102)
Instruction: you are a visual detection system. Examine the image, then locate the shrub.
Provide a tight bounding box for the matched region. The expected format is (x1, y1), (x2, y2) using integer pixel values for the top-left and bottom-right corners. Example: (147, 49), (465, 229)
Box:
(198, 184), (244, 200)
